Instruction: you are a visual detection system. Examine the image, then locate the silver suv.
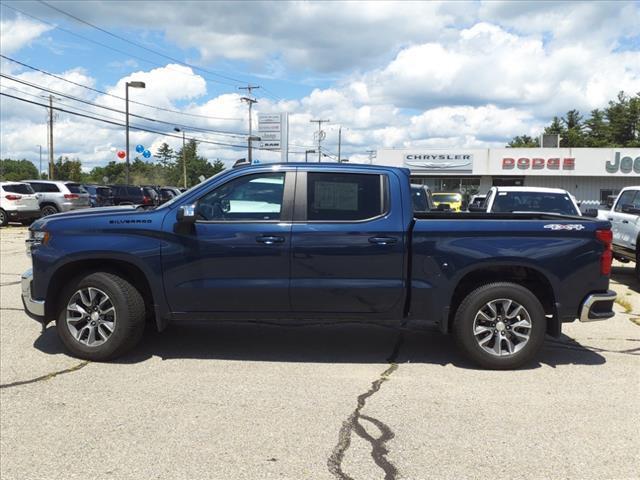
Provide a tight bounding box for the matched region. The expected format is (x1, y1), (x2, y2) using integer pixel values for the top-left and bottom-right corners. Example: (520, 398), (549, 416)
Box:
(23, 180), (91, 216)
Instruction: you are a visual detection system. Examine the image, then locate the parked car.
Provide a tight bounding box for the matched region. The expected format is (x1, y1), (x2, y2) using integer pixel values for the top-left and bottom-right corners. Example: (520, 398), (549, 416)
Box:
(23, 180), (90, 216)
(109, 185), (158, 207)
(83, 185), (114, 207)
(478, 187), (581, 216)
(157, 186), (181, 204)
(432, 192), (463, 212)
(411, 184), (433, 213)
(0, 181), (41, 226)
(598, 185), (640, 278)
(22, 164), (616, 369)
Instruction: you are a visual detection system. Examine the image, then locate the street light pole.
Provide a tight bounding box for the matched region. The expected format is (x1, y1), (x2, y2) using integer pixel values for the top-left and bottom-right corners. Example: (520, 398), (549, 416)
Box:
(125, 81), (146, 185)
(174, 127), (187, 188)
(305, 149), (315, 162)
(38, 145), (42, 178)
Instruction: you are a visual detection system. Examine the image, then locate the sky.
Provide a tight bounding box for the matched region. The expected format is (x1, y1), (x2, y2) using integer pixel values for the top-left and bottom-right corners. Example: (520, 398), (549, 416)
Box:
(1, 0), (639, 172)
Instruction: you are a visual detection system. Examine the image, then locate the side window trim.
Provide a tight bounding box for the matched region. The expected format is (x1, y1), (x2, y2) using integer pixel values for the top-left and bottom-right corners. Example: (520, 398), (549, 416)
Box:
(615, 190), (637, 212)
(293, 170), (390, 223)
(194, 170), (295, 224)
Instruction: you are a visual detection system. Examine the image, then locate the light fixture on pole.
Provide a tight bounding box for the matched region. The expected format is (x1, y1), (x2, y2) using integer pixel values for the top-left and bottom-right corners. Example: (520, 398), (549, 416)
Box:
(125, 80), (145, 185)
(305, 149), (315, 163)
(174, 127), (187, 188)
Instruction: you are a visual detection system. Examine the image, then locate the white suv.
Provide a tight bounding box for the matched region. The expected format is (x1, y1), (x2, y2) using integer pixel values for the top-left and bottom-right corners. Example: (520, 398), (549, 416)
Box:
(599, 186), (640, 278)
(0, 181), (41, 226)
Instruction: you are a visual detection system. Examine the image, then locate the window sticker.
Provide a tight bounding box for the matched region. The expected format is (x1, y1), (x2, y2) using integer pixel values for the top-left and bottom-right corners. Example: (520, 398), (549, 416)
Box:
(314, 181), (358, 211)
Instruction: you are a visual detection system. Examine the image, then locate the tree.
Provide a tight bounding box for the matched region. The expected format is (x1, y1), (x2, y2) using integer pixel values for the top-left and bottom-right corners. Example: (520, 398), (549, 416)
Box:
(507, 135), (539, 148)
(53, 156), (83, 181)
(155, 142), (175, 168)
(172, 139), (225, 187)
(0, 159), (39, 181)
(584, 109), (609, 147)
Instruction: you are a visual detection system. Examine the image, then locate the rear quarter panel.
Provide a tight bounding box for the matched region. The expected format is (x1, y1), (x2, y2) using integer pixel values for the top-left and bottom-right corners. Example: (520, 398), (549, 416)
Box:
(410, 217), (611, 325)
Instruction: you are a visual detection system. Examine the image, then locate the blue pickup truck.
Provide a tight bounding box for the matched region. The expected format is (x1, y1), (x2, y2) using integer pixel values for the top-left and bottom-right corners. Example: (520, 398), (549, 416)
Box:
(21, 163), (617, 369)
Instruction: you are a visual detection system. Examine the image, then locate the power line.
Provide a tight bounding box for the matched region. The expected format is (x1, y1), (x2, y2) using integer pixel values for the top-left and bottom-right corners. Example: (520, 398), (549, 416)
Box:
(2, 2), (240, 89)
(38, 0), (251, 86)
(0, 54), (243, 121)
(0, 91), (257, 150)
(0, 74), (248, 137)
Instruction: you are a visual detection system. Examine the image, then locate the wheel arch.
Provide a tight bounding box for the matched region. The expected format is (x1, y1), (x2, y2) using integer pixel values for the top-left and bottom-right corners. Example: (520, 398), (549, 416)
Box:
(45, 256), (167, 331)
(446, 264), (558, 337)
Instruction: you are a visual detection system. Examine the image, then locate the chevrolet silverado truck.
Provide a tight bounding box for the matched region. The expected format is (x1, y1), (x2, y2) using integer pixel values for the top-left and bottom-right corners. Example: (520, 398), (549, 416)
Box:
(21, 163), (617, 369)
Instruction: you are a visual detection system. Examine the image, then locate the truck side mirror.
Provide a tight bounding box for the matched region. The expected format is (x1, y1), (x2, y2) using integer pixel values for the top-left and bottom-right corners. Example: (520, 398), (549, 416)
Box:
(177, 204), (196, 224)
(621, 204), (640, 215)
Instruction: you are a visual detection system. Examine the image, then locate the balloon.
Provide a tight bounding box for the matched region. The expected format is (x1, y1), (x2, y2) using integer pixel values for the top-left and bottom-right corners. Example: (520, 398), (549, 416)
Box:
(143, 149), (151, 159)
(117, 150), (126, 159)
(135, 144), (145, 153)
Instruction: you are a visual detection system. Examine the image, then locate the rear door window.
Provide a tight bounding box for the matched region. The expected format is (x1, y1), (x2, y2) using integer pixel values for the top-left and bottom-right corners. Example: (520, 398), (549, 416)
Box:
(3, 183), (35, 194)
(66, 183), (87, 194)
(306, 172), (385, 221)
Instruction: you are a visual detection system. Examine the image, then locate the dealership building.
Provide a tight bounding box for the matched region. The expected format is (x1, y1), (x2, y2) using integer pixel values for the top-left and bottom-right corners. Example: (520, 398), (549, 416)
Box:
(372, 148), (640, 205)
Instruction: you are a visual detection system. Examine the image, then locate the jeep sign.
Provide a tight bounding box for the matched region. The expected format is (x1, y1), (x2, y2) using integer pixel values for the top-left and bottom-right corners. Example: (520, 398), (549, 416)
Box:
(605, 152), (640, 174)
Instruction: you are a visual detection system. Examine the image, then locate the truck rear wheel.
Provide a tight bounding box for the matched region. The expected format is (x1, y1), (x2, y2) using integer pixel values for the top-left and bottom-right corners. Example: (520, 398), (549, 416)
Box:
(453, 282), (546, 369)
(56, 272), (145, 361)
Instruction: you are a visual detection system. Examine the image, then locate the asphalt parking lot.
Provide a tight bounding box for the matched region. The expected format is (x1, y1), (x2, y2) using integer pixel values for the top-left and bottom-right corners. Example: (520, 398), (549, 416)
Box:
(1, 224), (639, 480)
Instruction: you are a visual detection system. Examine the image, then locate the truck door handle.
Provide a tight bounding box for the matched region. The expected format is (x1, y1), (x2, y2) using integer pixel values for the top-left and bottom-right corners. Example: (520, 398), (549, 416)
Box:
(368, 236), (398, 245)
(256, 235), (285, 245)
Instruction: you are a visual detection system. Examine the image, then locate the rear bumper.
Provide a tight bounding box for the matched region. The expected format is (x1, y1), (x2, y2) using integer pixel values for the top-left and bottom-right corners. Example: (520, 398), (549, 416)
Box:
(579, 290), (617, 322)
(21, 268), (45, 321)
(7, 209), (41, 221)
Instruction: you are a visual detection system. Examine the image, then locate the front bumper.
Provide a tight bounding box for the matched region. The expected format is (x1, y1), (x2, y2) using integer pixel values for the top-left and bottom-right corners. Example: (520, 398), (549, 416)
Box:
(21, 268), (45, 320)
(579, 290), (617, 322)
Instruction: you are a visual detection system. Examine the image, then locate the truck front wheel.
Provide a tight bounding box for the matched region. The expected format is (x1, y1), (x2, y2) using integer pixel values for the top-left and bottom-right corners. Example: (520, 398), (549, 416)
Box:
(56, 272), (145, 361)
(453, 282), (546, 370)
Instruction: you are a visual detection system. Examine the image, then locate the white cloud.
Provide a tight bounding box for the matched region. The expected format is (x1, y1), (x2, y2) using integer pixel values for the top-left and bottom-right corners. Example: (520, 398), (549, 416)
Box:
(0, 15), (52, 55)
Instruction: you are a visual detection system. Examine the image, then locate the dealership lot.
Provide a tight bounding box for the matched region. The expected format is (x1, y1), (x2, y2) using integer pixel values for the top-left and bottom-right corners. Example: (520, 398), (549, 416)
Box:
(1, 225), (638, 480)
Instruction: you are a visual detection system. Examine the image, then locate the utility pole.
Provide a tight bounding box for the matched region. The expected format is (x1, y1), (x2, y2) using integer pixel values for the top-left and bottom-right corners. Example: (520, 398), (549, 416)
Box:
(38, 145), (42, 178)
(366, 150), (377, 164)
(310, 119), (330, 162)
(174, 128), (187, 188)
(337, 126), (342, 162)
(240, 85), (260, 164)
(48, 95), (54, 179)
(125, 81), (146, 185)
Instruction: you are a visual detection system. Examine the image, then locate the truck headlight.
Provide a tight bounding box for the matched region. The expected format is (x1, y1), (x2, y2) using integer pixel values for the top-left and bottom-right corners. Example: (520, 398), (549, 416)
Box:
(26, 231), (50, 256)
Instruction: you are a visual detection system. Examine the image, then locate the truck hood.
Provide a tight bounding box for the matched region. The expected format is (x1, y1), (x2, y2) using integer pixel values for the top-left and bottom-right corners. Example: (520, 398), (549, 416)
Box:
(31, 205), (141, 230)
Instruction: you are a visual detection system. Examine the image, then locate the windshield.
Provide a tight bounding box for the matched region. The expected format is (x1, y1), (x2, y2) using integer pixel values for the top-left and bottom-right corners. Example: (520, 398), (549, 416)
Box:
(2, 183), (35, 194)
(492, 192), (578, 215)
(433, 193), (461, 203)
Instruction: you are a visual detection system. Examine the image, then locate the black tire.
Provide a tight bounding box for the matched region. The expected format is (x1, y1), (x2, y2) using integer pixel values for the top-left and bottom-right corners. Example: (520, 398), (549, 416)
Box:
(41, 204), (59, 216)
(453, 282), (546, 370)
(56, 272), (145, 361)
(0, 209), (7, 227)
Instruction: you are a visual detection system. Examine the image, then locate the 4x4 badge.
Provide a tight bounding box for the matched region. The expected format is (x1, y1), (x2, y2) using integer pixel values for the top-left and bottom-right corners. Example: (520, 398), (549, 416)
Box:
(544, 224), (585, 231)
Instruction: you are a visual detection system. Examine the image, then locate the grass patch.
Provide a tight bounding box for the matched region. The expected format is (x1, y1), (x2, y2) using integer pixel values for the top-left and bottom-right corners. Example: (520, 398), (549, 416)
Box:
(615, 297), (633, 313)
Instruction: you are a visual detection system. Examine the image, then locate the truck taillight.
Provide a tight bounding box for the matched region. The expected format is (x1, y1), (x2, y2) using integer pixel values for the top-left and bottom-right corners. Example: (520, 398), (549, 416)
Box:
(4, 194), (22, 200)
(64, 194), (79, 199)
(142, 196), (151, 205)
(596, 229), (613, 276)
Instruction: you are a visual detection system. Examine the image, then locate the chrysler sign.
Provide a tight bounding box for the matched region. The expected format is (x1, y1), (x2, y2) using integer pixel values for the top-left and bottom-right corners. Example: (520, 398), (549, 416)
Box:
(404, 153), (473, 171)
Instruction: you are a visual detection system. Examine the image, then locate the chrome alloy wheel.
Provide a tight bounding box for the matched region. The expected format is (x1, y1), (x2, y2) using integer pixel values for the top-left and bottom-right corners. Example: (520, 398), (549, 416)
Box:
(66, 287), (117, 347)
(473, 298), (532, 357)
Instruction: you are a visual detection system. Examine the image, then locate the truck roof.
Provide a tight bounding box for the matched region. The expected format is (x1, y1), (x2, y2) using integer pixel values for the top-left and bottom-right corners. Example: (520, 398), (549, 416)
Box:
(492, 186), (571, 194)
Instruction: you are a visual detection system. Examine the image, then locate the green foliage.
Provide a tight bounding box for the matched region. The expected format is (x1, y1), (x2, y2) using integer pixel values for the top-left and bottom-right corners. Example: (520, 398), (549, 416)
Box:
(54, 156), (83, 181)
(508, 91), (640, 148)
(507, 135), (539, 148)
(0, 158), (39, 181)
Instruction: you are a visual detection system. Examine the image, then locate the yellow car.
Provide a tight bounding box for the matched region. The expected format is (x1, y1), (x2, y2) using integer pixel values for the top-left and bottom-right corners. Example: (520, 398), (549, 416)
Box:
(432, 192), (463, 212)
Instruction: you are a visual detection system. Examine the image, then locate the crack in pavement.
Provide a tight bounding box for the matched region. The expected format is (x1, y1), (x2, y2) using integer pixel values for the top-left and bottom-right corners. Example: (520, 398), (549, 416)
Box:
(0, 280), (21, 286)
(545, 339), (640, 356)
(328, 332), (404, 480)
(0, 361), (89, 390)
